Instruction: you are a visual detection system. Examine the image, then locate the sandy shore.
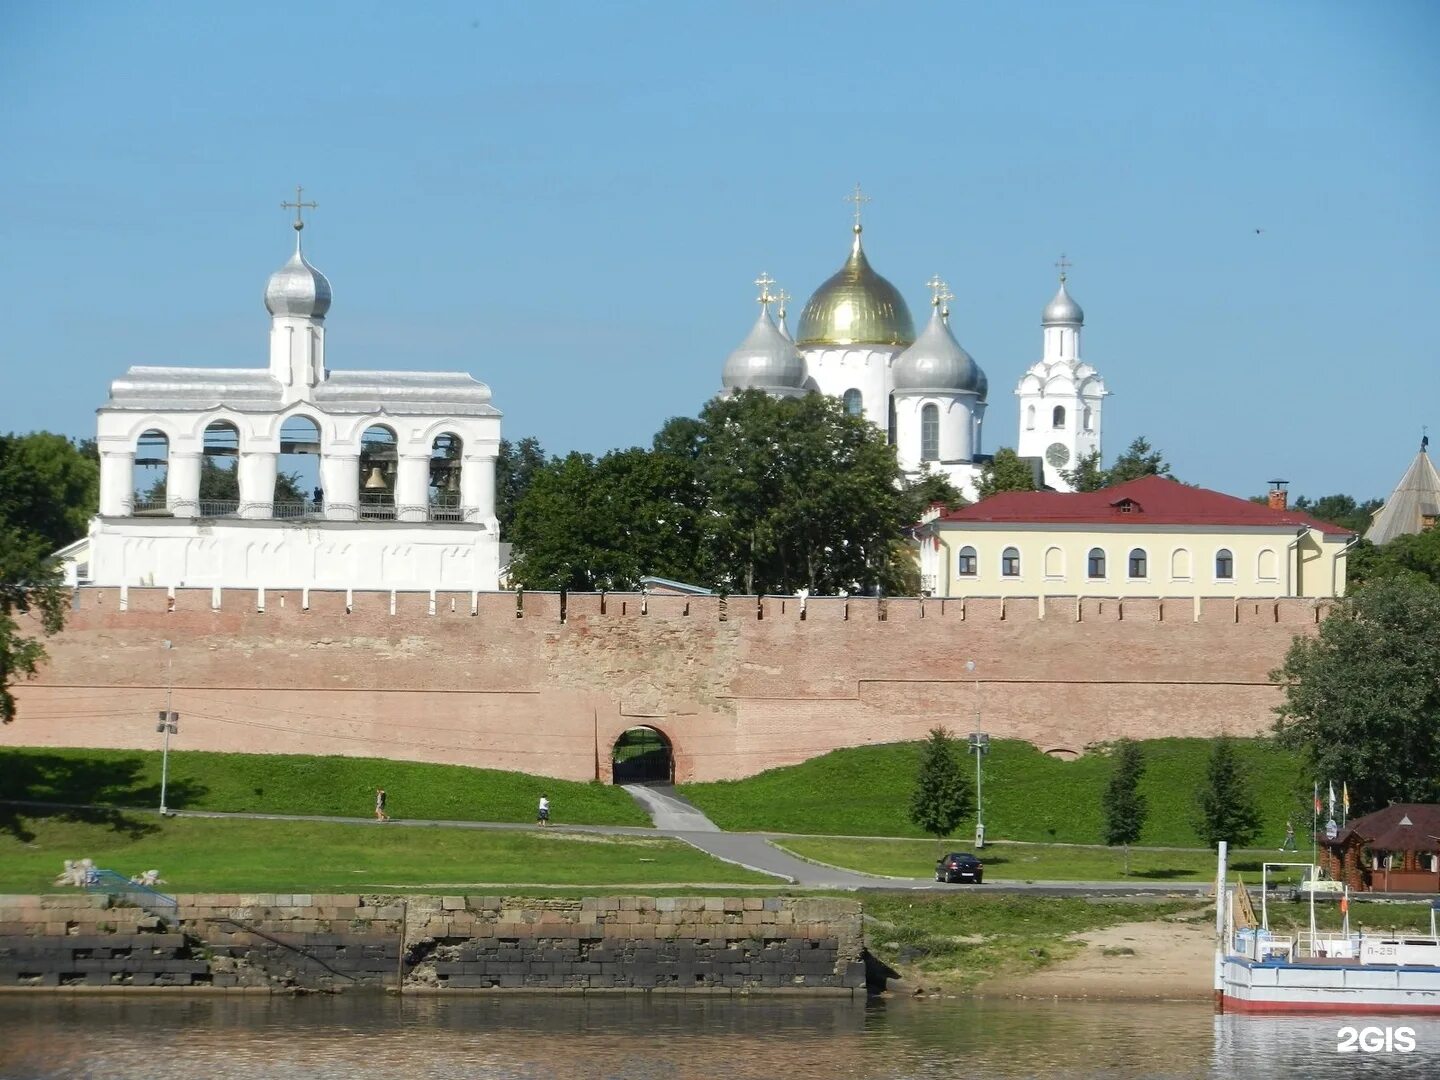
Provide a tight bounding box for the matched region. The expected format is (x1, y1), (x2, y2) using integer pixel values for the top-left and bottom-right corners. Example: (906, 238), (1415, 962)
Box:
(976, 916), (1217, 1001)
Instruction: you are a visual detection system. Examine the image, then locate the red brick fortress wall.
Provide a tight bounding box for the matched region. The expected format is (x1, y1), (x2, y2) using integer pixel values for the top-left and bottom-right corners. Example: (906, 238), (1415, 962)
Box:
(3, 588), (1325, 781)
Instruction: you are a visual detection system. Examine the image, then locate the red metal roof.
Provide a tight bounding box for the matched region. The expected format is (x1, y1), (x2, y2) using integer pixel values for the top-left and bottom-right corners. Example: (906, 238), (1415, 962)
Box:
(936, 475), (1352, 536)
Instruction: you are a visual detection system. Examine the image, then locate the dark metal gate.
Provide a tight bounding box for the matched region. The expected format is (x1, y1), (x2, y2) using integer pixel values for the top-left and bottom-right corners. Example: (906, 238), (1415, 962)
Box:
(611, 728), (673, 784)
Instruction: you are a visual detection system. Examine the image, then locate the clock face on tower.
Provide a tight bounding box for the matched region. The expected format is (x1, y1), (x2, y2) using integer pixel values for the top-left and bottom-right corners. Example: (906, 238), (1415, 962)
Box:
(1046, 442), (1071, 468)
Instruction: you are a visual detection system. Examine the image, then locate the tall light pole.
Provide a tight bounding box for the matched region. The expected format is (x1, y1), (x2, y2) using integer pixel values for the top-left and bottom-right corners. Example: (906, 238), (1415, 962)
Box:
(966, 661), (988, 848)
(157, 640), (178, 816)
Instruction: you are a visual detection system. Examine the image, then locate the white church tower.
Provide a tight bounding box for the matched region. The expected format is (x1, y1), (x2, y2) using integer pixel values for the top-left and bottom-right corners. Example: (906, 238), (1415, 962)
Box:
(1015, 257), (1108, 490)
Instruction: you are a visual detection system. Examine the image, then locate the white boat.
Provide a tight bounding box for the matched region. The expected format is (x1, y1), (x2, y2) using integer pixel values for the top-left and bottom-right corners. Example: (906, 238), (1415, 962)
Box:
(1213, 844), (1440, 1014)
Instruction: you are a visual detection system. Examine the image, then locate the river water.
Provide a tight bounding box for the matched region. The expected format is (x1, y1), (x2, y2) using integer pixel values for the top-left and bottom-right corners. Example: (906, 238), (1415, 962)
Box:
(2, 995), (1439, 1078)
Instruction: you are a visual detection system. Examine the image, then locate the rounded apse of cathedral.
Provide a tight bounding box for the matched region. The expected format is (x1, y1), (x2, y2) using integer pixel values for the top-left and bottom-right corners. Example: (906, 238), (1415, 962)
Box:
(265, 249), (332, 318)
(796, 227), (915, 348)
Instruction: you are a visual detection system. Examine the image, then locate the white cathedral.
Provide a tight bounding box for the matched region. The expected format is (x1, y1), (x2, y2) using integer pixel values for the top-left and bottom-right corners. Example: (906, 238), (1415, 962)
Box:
(82, 195), (503, 593)
(720, 203), (1109, 499)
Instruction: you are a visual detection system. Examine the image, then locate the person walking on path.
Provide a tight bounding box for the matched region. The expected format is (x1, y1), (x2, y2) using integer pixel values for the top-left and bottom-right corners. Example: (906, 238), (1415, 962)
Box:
(375, 787), (389, 822)
(1280, 817), (1296, 851)
(537, 794), (550, 827)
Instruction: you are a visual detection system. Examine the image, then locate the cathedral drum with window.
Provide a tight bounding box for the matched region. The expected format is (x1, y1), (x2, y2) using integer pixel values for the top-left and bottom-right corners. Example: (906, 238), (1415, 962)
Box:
(85, 193), (503, 592)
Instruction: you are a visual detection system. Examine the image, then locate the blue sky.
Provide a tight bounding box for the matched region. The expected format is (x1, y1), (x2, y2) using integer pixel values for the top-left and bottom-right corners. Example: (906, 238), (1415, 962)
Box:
(2, 1), (1436, 501)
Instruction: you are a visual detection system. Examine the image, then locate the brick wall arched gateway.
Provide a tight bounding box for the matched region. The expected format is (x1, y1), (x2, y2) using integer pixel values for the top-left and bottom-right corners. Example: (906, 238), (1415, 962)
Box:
(4, 588), (1329, 783)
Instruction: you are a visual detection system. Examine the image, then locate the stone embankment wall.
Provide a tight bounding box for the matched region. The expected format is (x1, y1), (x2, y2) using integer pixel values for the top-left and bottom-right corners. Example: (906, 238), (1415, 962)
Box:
(5, 586), (1326, 781)
(0, 893), (865, 995)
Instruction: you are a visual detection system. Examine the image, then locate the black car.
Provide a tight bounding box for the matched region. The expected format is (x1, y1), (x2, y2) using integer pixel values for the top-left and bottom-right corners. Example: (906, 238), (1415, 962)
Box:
(935, 852), (984, 884)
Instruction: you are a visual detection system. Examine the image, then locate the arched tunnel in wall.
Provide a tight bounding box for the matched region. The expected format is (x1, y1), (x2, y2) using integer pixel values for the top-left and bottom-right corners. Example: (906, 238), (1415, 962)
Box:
(611, 726), (674, 785)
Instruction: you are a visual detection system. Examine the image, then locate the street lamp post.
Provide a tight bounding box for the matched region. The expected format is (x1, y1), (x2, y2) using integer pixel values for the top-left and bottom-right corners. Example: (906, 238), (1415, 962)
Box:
(157, 640), (178, 816)
(965, 661), (988, 848)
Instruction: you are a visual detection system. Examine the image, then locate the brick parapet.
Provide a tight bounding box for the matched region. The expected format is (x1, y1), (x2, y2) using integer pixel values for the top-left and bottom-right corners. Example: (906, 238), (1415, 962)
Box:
(7, 587), (1325, 781)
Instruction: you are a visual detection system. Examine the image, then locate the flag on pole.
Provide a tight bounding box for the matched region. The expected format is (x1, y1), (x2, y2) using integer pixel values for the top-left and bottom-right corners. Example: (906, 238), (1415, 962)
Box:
(1313, 783), (1321, 815)
(1342, 782), (1350, 821)
(1328, 782), (1337, 819)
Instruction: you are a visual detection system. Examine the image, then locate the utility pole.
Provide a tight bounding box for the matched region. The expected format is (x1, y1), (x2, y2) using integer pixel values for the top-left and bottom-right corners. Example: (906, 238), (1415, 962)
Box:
(966, 660), (988, 848)
(157, 640), (178, 816)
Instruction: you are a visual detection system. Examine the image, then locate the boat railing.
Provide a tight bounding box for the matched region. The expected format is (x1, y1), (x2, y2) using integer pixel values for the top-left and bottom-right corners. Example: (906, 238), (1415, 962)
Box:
(1298, 929), (1360, 959)
(1232, 928), (1295, 961)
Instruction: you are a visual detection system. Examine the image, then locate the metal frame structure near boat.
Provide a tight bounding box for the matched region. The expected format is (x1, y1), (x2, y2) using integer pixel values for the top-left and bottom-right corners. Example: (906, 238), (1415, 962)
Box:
(1212, 841), (1440, 1014)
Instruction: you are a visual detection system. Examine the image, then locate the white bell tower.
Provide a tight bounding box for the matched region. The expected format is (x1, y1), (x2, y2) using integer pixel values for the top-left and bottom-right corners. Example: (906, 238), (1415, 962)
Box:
(1015, 256), (1108, 490)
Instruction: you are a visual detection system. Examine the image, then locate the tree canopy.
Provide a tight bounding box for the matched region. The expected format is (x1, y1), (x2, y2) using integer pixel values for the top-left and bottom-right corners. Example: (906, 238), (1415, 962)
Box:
(909, 726), (974, 842)
(1063, 436), (1173, 492)
(507, 391), (914, 595)
(1102, 739), (1147, 874)
(1194, 735), (1261, 849)
(495, 435), (548, 539)
(974, 448), (1035, 500)
(1273, 577), (1440, 814)
(0, 432), (97, 723)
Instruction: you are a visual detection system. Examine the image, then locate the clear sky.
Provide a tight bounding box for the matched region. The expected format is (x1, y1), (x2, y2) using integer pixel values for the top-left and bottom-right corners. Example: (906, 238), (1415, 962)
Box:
(2, 1), (1436, 502)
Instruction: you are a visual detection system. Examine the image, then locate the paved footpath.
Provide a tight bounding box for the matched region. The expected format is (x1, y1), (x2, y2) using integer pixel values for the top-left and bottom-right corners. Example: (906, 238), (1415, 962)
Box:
(4, 795), (1212, 897)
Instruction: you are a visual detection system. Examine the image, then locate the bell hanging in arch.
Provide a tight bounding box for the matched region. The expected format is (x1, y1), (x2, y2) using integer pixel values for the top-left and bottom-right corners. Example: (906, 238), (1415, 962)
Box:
(363, 466), (388, 491)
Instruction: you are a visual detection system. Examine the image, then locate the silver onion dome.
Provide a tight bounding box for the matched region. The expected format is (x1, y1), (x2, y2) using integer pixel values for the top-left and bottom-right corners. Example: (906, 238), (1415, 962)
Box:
(265, 244), (332, 318)
(722, 308), (805, 392)
(1042, 280), (1083, 326)
(892, 305), (987, 396)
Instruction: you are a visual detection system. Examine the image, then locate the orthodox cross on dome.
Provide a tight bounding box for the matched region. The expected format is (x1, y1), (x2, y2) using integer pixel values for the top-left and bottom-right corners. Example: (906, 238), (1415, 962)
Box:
(939, 282), (955, 321)
(754, 271), (776, 307)
(926, 275), (947, 307)
(281, 185), (318, 233)
(775, 288), (790, 317)
(1055, 253), (1072, 283)
(845, 182), (871, 230)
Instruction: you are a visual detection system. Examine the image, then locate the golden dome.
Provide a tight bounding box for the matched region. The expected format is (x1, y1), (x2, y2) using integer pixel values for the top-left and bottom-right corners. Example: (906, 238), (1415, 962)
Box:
(796, 226), (915, 347)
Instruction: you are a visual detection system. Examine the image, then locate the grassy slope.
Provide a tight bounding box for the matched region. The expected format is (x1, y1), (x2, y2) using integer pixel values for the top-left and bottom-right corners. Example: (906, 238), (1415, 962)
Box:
(680, 737), (1309, 846)
(0, 815), (770, 893)
(0, 748), (649, 827)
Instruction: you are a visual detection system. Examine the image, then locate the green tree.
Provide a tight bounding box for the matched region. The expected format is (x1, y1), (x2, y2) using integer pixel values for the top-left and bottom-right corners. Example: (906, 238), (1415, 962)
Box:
(975, 448), (1036, 500)
(1063, 436), (1173, 491)
(1102, 739), (1147, 874)
(507, 447), (710, 591)
(1292, 493), (1383, 536)
(1195, 736), (1261, 849)
(1346, 530), (1440, 590)
(495, 436), (548, 539)
(909, 726), (974, 845)
(689, 391), (905, 595)
(1273, 578), (1440, 814)
(0, 432), (97, 723)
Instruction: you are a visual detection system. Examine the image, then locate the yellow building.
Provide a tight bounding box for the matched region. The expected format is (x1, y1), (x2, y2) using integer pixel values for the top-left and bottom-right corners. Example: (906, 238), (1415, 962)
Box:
(915, 475), (1353, 599)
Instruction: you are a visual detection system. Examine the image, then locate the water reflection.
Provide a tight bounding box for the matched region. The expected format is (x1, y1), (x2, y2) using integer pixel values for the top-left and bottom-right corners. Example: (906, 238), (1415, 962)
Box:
(2, 995), (1440, 1078)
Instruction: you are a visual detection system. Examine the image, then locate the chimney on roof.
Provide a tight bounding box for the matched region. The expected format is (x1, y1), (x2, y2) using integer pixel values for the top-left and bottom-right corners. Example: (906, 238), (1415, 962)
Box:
(1267, 479), (1289, 511)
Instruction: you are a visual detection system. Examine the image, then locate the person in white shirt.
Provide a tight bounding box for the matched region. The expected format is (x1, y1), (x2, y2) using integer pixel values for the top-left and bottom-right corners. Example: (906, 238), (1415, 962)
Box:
(537, 795), (550, 827)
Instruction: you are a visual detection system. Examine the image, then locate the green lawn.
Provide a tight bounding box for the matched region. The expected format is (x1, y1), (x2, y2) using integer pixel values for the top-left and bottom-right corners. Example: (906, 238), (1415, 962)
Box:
(774, 836), (1306, 884)
(680, 737), (1308, 846)
(0, 748), (649, 827)
(0, 813), (772, 893)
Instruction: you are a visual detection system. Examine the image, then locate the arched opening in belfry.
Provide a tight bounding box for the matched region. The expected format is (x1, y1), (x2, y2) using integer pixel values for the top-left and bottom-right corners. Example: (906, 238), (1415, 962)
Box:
(201, 419), (241, 516)
(358, 424), (398, 518)
(134, 428), (170, 514)
(430, 432), (463, 521)
(277, 414), (322, 517)
(611, 726), (674, 785)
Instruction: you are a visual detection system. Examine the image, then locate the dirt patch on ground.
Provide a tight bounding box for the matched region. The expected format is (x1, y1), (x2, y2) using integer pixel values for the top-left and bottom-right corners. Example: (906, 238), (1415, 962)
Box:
(975, 915), (1216, 1001)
